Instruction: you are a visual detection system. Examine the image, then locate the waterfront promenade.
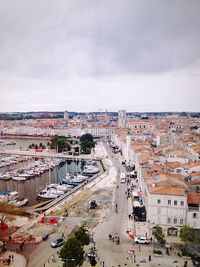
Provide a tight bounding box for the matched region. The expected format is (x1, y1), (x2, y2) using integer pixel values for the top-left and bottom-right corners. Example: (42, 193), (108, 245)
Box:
(0, 149), (101, 160)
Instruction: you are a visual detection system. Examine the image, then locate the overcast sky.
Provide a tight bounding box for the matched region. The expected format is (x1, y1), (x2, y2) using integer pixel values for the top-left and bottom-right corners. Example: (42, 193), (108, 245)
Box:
(0, 0), (200, 112)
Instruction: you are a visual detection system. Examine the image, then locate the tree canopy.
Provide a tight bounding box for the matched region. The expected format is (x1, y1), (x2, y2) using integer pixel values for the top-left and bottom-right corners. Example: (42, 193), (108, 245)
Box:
(180, 225), (197, 245)
(50, 135), (71, 153)
(80, 133), (94, 143)
(80, 134), (95, 154)
(59, 236), (84, 266)
(59, 225), (90, 266)
(153, 226), (166, 246)
(74, 225), (90, 246)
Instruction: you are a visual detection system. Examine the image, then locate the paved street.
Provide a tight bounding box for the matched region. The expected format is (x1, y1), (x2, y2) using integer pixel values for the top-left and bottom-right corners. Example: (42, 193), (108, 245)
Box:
(91, 142), (194, 267)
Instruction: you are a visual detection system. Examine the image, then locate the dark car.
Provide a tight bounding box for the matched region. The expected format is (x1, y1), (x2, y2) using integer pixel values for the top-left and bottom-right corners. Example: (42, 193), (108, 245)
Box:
(191, 254), (200, 266)
(51, 238), (64, 248)
(42, 233), (49, 241)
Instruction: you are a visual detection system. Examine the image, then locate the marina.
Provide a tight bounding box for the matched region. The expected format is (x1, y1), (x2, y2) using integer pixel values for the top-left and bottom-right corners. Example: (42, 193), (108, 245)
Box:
(0, 138), (101, 207)
(0, 160), (96, 206)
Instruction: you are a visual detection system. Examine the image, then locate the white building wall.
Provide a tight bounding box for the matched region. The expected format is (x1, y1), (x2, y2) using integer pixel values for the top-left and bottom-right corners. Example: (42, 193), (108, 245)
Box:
(187, 208), (200, 229)
(147, 193), (187, 229)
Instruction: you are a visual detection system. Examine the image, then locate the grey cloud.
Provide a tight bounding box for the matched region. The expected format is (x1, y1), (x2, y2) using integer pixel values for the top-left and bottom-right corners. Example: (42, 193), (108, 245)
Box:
(0, 0), (200, 80)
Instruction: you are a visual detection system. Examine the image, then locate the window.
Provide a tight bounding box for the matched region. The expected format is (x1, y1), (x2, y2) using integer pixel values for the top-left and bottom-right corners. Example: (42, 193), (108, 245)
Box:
(174, 200), (177, 205)
(168, 200), (171, 205)
(193, 213), (197, 219)
(180, 219), (183, 224)
(181, 201), (184, 206)
(157, 199), (161, 204)
(174, 218), (177, 224)
(167, 218), (171, 224)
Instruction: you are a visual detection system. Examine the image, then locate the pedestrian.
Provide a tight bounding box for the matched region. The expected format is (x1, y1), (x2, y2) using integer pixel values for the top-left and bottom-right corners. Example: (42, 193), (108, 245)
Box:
(134, 254), (136, 263)
(51, 255), (55, 262)
(11, 254), (14, 262)
(148, 255), (151, 261)
(128, 214), (131, 219)
(139, 245), (141, 252)
(184, 261), (188, 267)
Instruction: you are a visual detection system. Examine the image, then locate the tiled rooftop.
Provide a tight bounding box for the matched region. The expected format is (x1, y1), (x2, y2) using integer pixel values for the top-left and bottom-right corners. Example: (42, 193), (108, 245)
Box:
(187, 192), (200, 204)
(148, 185), (186, 196)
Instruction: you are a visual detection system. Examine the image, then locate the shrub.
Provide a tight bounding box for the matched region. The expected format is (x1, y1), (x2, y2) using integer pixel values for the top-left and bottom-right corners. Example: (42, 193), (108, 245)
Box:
(153, 250), (163, 255)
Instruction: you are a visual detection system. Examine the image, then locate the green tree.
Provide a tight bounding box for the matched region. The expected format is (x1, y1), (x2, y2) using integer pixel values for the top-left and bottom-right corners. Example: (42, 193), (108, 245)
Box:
(80, 133), (94, 143)
(50, 135), (71, 153)
(80, 134), (95, 154)
(59, 236), (84, 267)
(74, 225), (90, 246)
(180, 225), (197, 245)
(153, 226), (166, 246)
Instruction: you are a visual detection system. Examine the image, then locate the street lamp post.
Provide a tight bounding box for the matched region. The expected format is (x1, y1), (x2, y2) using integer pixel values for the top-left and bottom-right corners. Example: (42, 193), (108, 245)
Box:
(61, 258), (75, 267)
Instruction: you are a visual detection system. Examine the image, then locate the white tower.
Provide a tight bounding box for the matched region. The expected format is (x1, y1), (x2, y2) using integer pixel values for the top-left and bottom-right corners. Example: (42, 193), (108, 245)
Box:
(64, 111), (69, 121)
(118, 110), (126, 128)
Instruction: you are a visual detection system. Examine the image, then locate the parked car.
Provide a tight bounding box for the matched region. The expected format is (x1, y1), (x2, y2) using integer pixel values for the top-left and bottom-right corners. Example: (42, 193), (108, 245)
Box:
(191, 254), (200, 266)
(51, 238), (64, 248)
(134, 236), (149, 244)
(42, 233), (49, 241)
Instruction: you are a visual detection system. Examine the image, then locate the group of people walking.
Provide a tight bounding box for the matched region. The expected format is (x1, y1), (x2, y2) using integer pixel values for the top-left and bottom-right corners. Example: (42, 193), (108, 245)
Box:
(108, 234), (120, 245)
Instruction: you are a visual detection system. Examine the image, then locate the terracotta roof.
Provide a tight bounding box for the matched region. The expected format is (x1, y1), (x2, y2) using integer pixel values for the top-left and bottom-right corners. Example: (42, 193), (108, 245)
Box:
(148, 185), (186, 196)
(187, 193), (200, 204)
(188, 179), (200, 185)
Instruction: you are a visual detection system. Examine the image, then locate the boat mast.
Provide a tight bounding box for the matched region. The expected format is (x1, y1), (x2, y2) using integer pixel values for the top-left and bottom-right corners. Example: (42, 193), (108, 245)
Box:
(49, 167), (51, 185)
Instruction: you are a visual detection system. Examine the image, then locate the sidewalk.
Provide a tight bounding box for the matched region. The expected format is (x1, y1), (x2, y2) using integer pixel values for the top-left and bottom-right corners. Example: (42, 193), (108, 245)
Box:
(0, 251), (26, 267)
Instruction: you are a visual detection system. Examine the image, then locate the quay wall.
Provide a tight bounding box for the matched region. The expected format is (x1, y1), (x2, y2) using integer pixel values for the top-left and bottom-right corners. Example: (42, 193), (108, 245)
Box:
(0, 135), (51, 140)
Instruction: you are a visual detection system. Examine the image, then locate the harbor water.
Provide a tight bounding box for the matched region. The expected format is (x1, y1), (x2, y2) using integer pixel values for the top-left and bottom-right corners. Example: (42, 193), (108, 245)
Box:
(0, 160), (84, 206)
(0, 138), (84, 206)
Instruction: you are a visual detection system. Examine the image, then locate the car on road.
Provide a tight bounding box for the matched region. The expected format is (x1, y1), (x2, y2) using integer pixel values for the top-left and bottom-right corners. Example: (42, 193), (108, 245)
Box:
(51, 238), (64, 248)
(134, 236), (149, 244)
(191, 254), (200, 266)
(42, 233), (49, 241)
